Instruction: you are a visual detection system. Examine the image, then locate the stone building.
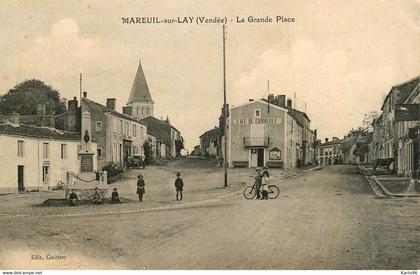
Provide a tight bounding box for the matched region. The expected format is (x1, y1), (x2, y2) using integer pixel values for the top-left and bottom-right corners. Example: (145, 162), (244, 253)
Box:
(0, 116), (97, 193)
(370, 76), (420, 175)
(80, 93), (148, 169)
(227, 95), (313, 169)
(199, 127), (220, 157)
(315, 137), (343, 166)
(123, 60), (184, 158)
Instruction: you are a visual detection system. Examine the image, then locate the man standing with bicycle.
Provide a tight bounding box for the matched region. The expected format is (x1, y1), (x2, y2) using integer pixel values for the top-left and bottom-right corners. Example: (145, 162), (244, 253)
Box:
(255, 167), (262, 199)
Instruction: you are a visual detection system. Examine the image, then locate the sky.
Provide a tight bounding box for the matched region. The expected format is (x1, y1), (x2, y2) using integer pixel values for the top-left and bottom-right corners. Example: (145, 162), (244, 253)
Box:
(1, 0), (420, 151)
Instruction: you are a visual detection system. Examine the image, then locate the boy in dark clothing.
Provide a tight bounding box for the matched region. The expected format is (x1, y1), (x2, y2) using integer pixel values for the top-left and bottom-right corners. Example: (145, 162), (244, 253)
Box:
(175, 173), (184, 201)
(69, 190), (78, 206)
(111, 188), (120, 203)
(255, 168), (262, 199)
(137, 175), (145, 202)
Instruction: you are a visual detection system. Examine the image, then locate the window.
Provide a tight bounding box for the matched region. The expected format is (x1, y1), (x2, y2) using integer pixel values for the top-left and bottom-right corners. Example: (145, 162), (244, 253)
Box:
(113, 117), (117, 133)
(133, 146), (138, 155)
(43, 143), (49, 158)
(17, 140), (24, 157)
(136, 107), (139, 115)
(97, 148), (102, 158)
(254, 109), (261, 118)
(133, 124), (137, 137)
(96, 122), (102, 132)
(120, 120), (123, 134)
(61, 144), (67, 159)
(125, 122), (129, 136)
(146, 106), (150, 115)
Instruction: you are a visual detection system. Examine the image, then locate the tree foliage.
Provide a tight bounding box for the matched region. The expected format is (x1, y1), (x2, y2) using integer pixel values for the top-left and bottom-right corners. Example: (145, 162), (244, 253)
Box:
(143, 139), (154, 165)
(0, 79), (66, 115)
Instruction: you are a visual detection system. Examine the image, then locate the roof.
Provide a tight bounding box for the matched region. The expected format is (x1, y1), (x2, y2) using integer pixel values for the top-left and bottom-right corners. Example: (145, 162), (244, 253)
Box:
(127, 60), (154, 104)
(381, 76), (420, 110)
(199, 127), (220, 139)
(261, 98), (311, 124)
(231, 99), (288, 112)
(82, 98), (146, 126)
(140, 116), (171, 145)
(316, 139), (342, 148)
(0, 122), (80, 141)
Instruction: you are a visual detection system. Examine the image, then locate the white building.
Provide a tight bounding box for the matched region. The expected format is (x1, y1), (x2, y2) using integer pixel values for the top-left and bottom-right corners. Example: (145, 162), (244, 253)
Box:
(0, 121), (97, 193)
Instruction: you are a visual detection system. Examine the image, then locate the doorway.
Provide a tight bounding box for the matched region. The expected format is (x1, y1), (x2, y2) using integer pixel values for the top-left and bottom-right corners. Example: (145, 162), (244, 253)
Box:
(257, 148), (264, 167)
(17, 165), (24, 192)
(42, 166), (49, 186)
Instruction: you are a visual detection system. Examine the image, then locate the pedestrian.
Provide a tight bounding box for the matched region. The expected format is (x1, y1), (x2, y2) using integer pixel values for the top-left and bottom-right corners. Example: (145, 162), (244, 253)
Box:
(254, 167), (262, 199)
(137, 174), (145, 202)
(175, 172), (184, 201)
(68, 189), (78, 206)
(111, 188), (121, 203)
(92, 187), (103, 204)
(263, 166), (270, 178)
(261, 171), (269, 200)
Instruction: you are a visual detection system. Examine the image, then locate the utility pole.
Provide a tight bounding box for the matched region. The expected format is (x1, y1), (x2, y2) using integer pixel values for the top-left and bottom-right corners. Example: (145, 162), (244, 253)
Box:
(79, 73), (83, 102)
(223, 24), (228, 188)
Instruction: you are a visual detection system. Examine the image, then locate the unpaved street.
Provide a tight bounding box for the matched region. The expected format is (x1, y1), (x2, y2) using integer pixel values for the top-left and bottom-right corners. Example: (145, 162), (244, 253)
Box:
(1, 165), (419, 269)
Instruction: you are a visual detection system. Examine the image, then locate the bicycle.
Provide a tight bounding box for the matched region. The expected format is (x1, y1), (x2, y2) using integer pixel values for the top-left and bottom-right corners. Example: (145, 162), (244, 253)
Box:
(243, 182), (280, 199)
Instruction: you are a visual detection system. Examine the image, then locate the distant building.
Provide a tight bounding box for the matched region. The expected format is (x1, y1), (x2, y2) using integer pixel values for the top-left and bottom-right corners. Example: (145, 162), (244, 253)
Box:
(0, 117), (97, 193)
(124, 60), (154, 120)
(227, 95), (314, 169)
(199, 127), (220, 157)
(315, 137), (343, 166)
(80, 93), (148, 169)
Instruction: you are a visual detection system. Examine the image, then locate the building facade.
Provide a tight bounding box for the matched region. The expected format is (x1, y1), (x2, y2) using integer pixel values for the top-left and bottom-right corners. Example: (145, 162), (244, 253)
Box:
(81, 94), (147, 169)
(315, 138), (343, 166)
(227, 96), (313, 169)
(369, 76), (420, 177)
(0, 121), (97, 193)
(199, 127), (220, 157)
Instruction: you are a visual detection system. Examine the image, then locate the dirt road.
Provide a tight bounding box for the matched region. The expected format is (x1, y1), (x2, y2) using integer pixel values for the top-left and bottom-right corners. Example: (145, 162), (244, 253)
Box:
(1, 165), (419, 269)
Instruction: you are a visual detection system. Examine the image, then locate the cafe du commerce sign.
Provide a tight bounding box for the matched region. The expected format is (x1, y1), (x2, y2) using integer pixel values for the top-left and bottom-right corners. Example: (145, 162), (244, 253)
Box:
(233, 118), (282, 125)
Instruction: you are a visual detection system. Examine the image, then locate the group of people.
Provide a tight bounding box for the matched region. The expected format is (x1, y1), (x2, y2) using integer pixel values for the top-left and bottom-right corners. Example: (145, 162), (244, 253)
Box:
(68, 187), (121, 206)
(254, 166), (270, 200)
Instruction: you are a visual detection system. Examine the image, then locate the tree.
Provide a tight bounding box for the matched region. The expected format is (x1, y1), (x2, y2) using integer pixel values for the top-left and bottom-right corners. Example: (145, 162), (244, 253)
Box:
(0, 79), (66, 115)
(143, 139), (154, 165)
(362, 111), (380, 132)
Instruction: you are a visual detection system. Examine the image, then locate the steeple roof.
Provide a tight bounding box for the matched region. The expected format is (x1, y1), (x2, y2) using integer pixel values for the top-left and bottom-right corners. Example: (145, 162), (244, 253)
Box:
(127, 60), (154, 104)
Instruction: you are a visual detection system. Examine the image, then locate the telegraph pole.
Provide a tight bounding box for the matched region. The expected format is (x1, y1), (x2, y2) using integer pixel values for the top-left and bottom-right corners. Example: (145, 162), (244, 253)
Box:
(223, 24), (228, 188)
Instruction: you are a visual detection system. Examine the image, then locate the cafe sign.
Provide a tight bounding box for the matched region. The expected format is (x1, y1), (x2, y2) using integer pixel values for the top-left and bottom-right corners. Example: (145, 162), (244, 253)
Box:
(233, 118), (282, 125)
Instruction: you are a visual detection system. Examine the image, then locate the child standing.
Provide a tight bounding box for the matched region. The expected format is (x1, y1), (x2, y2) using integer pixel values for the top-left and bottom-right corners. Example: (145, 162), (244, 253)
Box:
(175, 173), (184, 201)
(137, 175), (145, 202)
(111, 188), (121, 203)
(261, 171), (270, 200)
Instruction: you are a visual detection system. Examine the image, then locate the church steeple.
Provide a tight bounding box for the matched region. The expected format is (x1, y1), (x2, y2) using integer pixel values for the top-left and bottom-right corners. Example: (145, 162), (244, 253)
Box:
(127, 59), (154, 104)
(126, 59), (154, 119)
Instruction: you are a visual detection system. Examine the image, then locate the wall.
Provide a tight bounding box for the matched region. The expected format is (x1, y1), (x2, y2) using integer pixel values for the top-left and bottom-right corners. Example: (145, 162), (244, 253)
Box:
(0, 135), (87, 193)
(229, 101), (287, 168)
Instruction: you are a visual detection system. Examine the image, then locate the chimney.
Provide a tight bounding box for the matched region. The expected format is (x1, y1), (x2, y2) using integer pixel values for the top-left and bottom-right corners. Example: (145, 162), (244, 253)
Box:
(332, 137), (339, 141)
(36, 104), (46, 116)
(67, 97), (79, 131)
(287, 98), (292, 108)
(83, 91), (87, 98)
(106, 98), (116, 110)
(325, 138), (329, 143)
(276, 95), (286, 107)
(249, 99), (254, 102)
(122, 106), (132, 116)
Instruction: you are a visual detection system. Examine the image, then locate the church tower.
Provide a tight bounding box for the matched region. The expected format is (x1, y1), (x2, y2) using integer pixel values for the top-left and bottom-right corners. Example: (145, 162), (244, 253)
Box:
(126, 60), (154, 119)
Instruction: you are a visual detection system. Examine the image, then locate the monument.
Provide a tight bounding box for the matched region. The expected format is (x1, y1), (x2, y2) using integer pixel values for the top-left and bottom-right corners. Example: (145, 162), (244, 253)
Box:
(65, 111), (108, 200)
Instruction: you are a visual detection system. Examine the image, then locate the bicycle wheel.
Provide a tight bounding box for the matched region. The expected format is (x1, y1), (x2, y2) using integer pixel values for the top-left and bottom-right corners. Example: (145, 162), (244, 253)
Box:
(243, 186), (256, 199)
(267, 185), (280, 199)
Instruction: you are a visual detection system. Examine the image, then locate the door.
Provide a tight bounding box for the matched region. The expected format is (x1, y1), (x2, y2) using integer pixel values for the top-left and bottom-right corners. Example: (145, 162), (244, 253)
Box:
(42, 166), (49, 186)
(257, 148), (264, 167)
(17, 165), (24, 192)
